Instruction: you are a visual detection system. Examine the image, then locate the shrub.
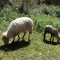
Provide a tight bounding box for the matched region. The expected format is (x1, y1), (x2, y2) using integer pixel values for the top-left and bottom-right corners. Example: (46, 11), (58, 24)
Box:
(0, 5), (20, 22)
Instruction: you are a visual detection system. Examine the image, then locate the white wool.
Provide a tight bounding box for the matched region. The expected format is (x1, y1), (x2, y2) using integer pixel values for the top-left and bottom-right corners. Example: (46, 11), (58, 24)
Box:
(3, 17), (33, 39)
(2, 32), (7, 36)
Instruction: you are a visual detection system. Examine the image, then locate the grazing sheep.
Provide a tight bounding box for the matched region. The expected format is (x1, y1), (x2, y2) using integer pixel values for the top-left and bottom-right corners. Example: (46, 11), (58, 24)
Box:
(43, 25), (60, 42)
(2, 17), (33, 44)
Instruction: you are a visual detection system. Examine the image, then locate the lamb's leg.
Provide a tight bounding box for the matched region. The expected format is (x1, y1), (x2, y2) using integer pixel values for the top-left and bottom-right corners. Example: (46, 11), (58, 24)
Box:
(43, 33), (46, 40)
(50, 34), (52, 42)
(57, 39), (59, 43)
(18, 35), (20, 41)
(57, 35), (59, 43)
(22, 32), (26, 39)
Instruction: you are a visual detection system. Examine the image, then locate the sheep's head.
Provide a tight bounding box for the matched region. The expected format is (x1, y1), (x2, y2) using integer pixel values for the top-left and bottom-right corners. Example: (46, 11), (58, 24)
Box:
(2, 32), (9, 45)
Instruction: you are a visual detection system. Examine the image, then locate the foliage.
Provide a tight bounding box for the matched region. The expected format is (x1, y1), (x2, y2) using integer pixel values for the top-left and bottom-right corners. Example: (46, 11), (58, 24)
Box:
(0, 31), (60, 60)
(0, 2), (60, 60)
(0, 4), (60, 33)
(29, 7), (60, 32)
(0, 5), (20, 22)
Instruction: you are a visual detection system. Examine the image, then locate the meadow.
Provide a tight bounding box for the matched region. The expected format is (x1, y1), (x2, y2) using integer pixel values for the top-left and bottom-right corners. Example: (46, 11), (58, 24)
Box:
(0, 4), (60, 60)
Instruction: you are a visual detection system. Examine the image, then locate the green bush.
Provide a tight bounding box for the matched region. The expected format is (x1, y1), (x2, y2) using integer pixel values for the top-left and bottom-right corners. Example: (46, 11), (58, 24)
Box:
(29, 9), (60, 32)
(0, 4), (60, 33)
(0, 5), (20, 22)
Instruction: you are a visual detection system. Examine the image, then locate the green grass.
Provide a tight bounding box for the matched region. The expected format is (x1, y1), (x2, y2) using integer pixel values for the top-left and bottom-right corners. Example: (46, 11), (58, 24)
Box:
(30, 12), (60, 32)
(0, 32), (60, 60)
(0, 4), (60, 60)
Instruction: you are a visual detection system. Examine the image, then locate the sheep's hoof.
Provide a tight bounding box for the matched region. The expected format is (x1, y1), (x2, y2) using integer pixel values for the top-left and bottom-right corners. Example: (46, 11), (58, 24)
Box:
(12, 40), (14, 43)
(52, 40), (54, 42)
(43, 38), (45, 41)
(50, 39), (51, 42)
(22, 38), (24, 40)
(18, 37), (20, 41)
(18, 39), (20, 41)
(57, 41), (59, 43)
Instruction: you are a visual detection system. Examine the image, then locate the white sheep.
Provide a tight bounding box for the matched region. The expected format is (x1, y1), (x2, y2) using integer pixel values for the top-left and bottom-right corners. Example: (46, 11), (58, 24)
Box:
(43, 25), (60, 42)
(2, 17), (33, 44)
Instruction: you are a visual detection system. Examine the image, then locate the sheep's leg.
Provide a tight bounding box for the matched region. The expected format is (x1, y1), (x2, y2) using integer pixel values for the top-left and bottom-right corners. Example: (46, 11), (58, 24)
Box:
(28, 32), (32, 42)
(28, 32), (30, 40)
(18, 35), (20, 41)
(12, 36), (15, 43)
(22, 32), (26, 39)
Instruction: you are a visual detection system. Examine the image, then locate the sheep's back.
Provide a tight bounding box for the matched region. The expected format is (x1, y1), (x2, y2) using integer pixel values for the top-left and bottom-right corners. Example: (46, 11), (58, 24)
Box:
(7, 17), (33, 37)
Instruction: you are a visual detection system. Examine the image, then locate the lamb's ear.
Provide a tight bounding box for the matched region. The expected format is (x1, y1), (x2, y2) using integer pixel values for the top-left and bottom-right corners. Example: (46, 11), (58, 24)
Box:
(58, 33), (60, 37)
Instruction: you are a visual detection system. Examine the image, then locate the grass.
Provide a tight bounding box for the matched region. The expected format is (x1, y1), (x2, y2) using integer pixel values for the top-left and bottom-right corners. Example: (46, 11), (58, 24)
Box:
(0, 4), (60, 60)
(30, 12), (60, 32)
(0, 32), (60, 60)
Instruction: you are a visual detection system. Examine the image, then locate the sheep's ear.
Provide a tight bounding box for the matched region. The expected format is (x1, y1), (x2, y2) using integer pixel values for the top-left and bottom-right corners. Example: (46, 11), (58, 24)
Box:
(2, 32), (7, 40)
(2, 34), (7, 40)
(2, 32), (7, 36)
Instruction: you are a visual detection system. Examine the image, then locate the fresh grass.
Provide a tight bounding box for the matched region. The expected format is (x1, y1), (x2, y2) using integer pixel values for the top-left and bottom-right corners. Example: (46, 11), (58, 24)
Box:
(0, 32), (60, 60)
(30, 12), (60, 32)
(0, 4), (60, 60)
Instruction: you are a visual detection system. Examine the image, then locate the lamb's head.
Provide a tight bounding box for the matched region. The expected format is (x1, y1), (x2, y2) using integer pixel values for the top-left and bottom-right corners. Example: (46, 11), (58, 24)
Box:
(58, 33), (60, 39)
(2, 32), (9, 45)
(56, 33), (60, 42)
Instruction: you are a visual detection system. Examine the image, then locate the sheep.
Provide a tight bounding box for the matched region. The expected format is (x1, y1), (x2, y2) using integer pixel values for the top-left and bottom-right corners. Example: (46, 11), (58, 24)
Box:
(2, 17), (33, 45)
(43, 25), (60, 42)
